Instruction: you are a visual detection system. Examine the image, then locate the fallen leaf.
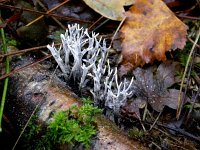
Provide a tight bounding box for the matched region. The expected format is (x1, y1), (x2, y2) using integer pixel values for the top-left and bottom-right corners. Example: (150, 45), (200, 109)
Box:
(149, 89), (180, 111)
(0, 0), (9, 3)
(163, 0), (197, 14)
(123, 61), (189, 113)
(124, 0), (135, 6)
(163, 0), (183, 8)
(119, 0), (188, 76)
(121, 98), (146, 119)
(156, 61), (179, 89)
(43, 0), (95, 21)
(82, 0), (128, 21)
(0, 12), (22, 28)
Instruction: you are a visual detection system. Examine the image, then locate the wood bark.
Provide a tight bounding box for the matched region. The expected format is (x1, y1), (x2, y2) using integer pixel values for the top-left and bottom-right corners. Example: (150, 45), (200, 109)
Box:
(6, 57), (148, 150)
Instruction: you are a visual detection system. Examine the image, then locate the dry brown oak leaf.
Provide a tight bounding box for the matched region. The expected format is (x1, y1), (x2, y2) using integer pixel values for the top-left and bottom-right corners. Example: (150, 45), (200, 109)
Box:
(119, 0), (188, 76)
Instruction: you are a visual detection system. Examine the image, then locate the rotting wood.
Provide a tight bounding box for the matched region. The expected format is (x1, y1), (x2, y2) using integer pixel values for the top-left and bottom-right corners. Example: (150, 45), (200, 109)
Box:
(6, 57), (148, 150)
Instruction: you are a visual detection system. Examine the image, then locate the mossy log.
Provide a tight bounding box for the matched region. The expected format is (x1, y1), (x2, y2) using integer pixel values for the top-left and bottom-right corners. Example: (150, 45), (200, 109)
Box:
(6, 57), (148, 150)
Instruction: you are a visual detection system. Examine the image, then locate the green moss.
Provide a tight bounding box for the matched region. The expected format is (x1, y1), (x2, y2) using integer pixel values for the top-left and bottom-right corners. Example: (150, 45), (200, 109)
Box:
(48, 101), (101, 148)
(128, 127), (144, 138)
(22, 100), (101, 149)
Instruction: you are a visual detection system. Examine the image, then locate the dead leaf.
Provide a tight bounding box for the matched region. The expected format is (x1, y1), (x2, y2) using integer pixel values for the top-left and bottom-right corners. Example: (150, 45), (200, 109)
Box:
(121, 98), (146, 119)
(119, 0), (188, 76)
(82, 0), (127, 21)
(43, 0), (95, 21)
(124, 61), (189, 113)
(124, 0), (135, 6)
(0, 12), (22, 28)
(0, 0), (10, 3)
(156, 61), (179, 89)
(148, 89), (182, 112)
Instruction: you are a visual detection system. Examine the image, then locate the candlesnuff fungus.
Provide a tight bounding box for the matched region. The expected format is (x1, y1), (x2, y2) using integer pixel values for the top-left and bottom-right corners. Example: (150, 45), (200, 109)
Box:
(47, 24), (134, 113)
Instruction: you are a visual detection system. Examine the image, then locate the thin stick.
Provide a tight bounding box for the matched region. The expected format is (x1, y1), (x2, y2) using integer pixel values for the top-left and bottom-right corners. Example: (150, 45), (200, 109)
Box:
(26, 0), (69, 27)
(12, 96), (44, 150)
(0, 17), (10, 132)
(0, 44), (60, 58)
(176, 29), (200, 119)
(35, 0), (66, 30)
(181, 45), (196, 112)
(90, 19), (110, 34)
(188, 37), (200, 48)
(12, 59), (58, 150)
(149, 110), (162, 131)
(177, 14), (200, 21)
(109, 16), (126, 47)
(0, 4), (92, 24)
(0, 54), (52, 81)
(186, 87), (200, 121)
(88, 16), (104, 31)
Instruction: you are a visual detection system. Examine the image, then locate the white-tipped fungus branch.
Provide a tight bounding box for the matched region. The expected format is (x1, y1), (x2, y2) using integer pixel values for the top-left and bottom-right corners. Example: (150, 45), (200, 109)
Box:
(47, 24), (134, 113)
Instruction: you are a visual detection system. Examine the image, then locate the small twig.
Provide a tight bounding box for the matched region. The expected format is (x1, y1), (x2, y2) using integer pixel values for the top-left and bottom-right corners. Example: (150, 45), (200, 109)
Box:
(152, 126), (182, 144)
(142, 103), (148, 121)
(151, 141), (162, 150)
(145, 121), (200, 144)
(35, 0), (66, 30)
(0, 44), (60, 58)
(180, 45), (197, 116)
(0, 54), (52, 81)
(187, 37), (200, 48)
(110, 16), (126, 47)
(0, 4), (92, 24)
(166, 141), (190, 150)
(88, 16), (104, 31)
(157, 123), (200, 142)
(175, 3), (198, 15)
(11, 98), (43, 150)
(193, 74), (200, 85)
(26, 0), (70, 27)
(177, 29), (200, 119)
(12, 54), (60, 150)
(90, 18), (110, 34)
(186, 87), (200, 121)
(149, 110), (162, 131)
(135, 112), (146, 132)
(3, 115), (15, 131)
(177, 14), (200, 21)
(0, 11), (22, 28)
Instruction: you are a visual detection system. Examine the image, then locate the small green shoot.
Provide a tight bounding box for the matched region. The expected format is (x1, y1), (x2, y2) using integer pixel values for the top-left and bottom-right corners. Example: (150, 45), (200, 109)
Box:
(0, 17), (10, 132)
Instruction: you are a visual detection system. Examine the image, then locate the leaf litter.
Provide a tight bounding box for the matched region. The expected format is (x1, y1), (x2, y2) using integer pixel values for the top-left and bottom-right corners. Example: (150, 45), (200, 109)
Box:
(1, 0), (200, 149)
(122, 61), (190, 118)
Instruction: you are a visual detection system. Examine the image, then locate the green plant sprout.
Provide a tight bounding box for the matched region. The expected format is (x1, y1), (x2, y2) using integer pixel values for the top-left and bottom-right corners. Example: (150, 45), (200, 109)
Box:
(0, 16), (10, 132)
(175, 41), (197, 79)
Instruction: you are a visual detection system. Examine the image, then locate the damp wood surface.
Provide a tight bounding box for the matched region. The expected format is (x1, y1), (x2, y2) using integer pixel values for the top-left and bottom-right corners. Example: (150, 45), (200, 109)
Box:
(6, 56), (148, 150)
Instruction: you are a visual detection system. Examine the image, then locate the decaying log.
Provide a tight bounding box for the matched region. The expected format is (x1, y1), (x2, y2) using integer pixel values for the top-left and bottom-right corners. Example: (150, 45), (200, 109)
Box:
(6, 57), (148, 150)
